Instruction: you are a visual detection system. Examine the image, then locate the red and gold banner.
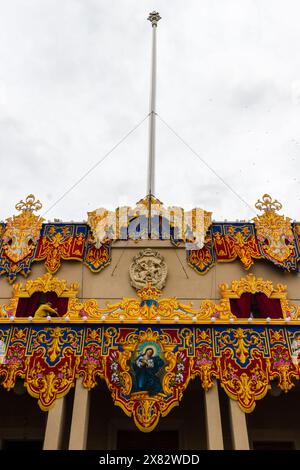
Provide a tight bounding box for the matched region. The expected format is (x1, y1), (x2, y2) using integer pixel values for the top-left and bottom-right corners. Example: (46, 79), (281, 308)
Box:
(35, 224), (87, 273)
(212, 223), (262, 270)
(1, 323), (300, 431)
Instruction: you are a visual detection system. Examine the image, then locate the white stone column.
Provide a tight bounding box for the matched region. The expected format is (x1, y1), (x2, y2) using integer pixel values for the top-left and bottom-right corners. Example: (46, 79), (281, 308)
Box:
(204, 381), (224, 449)
(43, 396), (66, 450)
(229, 399), (250, 450)
(68, 380), (90, 450)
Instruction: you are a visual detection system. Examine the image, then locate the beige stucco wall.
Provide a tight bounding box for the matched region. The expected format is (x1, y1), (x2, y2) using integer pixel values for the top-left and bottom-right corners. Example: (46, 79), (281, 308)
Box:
(0, 239), (300, 450)
(0, 239), (299, 308)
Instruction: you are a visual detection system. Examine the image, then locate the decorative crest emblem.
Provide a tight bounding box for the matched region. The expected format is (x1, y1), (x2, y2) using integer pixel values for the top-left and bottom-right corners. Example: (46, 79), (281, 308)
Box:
(2, 195), (44, 263)
(255, 194), (282, 213)
(129, 248), (168, 290)
(253, 194), (294, 264)
(15, 194), (42, 213)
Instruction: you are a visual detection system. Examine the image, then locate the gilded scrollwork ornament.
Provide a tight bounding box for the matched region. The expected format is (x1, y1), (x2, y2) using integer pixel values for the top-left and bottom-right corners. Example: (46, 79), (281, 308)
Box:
(2, 195), (44, 264)
(2, 272), (300, 322)
(253, 194), (295, 267)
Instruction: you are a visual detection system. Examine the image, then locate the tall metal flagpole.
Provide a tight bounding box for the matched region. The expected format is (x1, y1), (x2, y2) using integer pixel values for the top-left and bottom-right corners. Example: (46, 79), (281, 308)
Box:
(147, 11), (161, 198)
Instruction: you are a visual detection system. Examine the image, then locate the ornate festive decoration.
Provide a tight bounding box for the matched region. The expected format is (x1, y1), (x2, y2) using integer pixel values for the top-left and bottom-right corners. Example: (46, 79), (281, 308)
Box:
(2, 272), (300, 322)
(253, 194), (296, 269)
(0, 195), (44, 283)
(219, 273), (285, 299)
(97, 284), (204, 323)
(1, 194), (300, 284)
(129, 248), (168, 290)
(35, 224), (87, 273)
(2, 195), (44, 264)
(293, 223), (300, 261)
(0, 274), (79, 319)
(15, 272), (79, 298)
(83, 241), (111, 273)
(268, 330), (297, 393)
(186, 229), (216, 275)
(219, 274), (300, 320)
(104, 327), (190, 432)
(191, 328), (218, 390)
(0, 324), (300, 428)
(24, 345), (76, 410)
(212, 223), (261, 269)
(77, 328), (105, 389)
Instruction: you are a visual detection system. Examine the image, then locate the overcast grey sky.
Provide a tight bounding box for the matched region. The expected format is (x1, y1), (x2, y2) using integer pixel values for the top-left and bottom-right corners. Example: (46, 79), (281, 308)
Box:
(0, 0), (300, 222)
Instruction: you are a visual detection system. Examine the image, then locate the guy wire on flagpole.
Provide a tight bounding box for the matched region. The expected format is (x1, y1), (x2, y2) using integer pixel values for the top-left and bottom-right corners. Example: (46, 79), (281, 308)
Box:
(42, 112), (150, 217)
(156, 112), (256, 215)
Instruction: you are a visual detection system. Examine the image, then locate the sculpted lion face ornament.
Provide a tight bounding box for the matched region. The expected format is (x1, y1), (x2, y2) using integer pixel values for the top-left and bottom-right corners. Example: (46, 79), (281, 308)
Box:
(2, 195), (44, 263)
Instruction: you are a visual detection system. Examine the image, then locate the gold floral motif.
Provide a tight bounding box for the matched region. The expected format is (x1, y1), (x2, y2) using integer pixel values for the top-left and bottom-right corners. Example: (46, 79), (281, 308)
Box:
(274, 365), (294, 392)
(0, 347), (25, 390)
(0, 274), (79, 319)
(162, 350), (179, 394)
(221, 360), (269, 412)
(67, 298), (99, 320)
(2, 273), (300, 323)
(253, 194), (294, 263)
(191, 353), (216, 391)
(226, 227), (260, 270)
(234, 329), (249, 364)
(96, 285), (213, 323)
(77, 358), (99, 390)
(2, 195), (44, 263)
(218, 274), (300, 320)
(269, 330), (285, 344)
(198, 363), (214, 391)
(13, 273), (79, 298)
(219, 273), (285, 298)
(35, 327), (77, 362)
(0, 297), (18, 318)
(134, 397), (160, 432)
(187, 245), (214, 272)
(24, 351), (75, 410)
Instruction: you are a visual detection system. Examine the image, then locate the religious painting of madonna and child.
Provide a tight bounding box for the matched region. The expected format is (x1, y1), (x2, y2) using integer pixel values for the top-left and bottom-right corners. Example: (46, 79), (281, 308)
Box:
(131, 342), (165, 396)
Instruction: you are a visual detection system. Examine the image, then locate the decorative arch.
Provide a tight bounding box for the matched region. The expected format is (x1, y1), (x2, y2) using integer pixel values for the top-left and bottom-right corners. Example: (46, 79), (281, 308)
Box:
(0, 273), (79, 319)
(0, 272), (300, 322)
(218, 273), (299, 320)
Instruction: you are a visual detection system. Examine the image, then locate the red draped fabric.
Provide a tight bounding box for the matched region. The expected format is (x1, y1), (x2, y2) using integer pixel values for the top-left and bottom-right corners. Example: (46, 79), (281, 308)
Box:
(16, 291), (69, 317)
(45, 292), (69, 316)
(230, 293), (252, 318)
(255, 293), (282, 319)
(230, 293), (283, 319)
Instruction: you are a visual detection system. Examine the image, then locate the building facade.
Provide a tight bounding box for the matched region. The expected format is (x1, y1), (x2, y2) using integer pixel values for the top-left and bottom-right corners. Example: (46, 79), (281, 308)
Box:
(0, 193), (300, 450)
